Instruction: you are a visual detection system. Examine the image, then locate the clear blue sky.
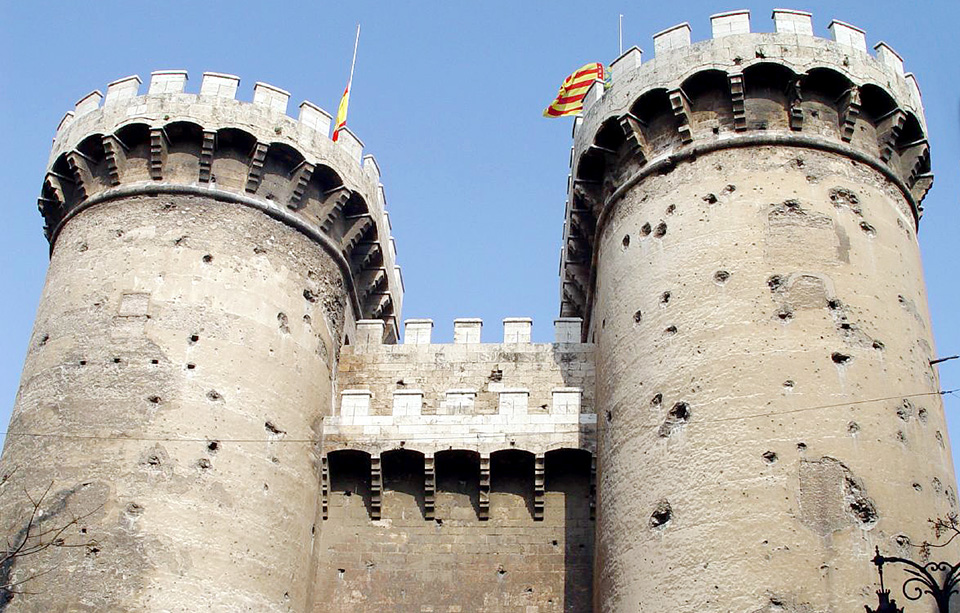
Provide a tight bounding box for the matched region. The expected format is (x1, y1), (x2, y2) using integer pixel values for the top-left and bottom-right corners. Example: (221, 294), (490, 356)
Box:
(2, 1), (959, 468)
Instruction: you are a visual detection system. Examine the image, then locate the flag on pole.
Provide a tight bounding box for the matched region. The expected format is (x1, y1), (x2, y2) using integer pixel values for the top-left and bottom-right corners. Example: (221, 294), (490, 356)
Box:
(333, 25), (361, 142)
(543, 62), (606, 118)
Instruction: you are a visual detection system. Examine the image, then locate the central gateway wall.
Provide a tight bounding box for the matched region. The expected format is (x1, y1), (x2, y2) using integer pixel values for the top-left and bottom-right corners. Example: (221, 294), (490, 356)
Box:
(315, 319), (596, 612)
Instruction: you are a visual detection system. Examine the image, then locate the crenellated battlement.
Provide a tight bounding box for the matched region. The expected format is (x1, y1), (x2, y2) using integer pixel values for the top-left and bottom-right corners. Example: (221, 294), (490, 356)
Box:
(329, 316), (595, 458)
(559, 9), (933, 324)
(40, 71), (403, 338)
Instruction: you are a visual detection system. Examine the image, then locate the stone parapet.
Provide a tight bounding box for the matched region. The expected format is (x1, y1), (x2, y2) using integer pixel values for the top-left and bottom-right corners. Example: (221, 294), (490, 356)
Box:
(40, 71), (402, 338)
(560, 9), (932, 322)
(331, 318), (596, 456)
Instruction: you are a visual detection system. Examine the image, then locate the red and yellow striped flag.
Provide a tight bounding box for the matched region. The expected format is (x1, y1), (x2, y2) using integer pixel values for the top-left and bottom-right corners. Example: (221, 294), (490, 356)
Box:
(543, 62), (606, 118)
(332, 84), (350, 142)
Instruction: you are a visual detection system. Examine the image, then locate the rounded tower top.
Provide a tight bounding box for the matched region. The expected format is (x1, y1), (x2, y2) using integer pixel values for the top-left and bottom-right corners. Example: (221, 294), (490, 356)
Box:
(39, 70), (403, 339)
(560, 9), (932, 322)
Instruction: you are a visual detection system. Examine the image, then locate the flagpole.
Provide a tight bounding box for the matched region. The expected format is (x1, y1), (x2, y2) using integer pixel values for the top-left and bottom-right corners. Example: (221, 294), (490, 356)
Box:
(348, 24), (360, 90)
(619, 15), (623, 55)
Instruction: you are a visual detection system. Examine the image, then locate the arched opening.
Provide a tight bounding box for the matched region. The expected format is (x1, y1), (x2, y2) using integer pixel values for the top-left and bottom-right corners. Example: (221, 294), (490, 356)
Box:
(743, 62), (797, 131)
(164, 121), (204, 182)
(629, 88), (676, 156)
(897, 112), (929, 182)
(800, 68), (853, 139)
(113, 122), (152, 183)
(491, 448), (535, 520)
(327, 449), (373, 517)
(681, 69), (735, 135)
(258, 141), (306, 202)
(212, 127), (257, 191)
(545, 447), (594, 611)
(381, 448), (425, 518)
(435, 449), (480, 519)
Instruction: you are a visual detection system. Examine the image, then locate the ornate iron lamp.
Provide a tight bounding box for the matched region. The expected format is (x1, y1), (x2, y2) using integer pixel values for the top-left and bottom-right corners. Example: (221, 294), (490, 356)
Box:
(867, 546), (960, 612)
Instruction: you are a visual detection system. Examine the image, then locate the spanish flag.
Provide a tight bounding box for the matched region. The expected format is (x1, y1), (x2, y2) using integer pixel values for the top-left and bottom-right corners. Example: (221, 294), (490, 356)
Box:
(543, 63), (606, 118)
(333, 25), (361, 143)
(332, 84), (350, 142)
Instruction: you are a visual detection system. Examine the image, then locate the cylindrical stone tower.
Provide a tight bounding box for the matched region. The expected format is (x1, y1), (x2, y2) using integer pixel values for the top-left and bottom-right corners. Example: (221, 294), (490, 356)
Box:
(0, 71), (401, 611)
(561, 10), (956, 612)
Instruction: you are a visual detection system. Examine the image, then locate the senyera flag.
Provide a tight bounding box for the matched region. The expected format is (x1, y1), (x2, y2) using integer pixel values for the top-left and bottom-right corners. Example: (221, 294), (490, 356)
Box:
(543, 62), (606, 118)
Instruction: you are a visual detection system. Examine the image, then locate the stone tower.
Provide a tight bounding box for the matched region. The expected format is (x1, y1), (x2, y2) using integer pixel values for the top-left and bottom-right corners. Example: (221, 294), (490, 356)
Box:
(0, 71), (401, 611)
(561, 9), (956, 612)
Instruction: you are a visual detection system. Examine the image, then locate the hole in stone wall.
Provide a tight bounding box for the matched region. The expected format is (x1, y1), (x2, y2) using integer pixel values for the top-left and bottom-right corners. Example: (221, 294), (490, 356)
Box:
(207, 441), (219, 453)
(189, 334), (200, 344)
(860, 221), (877, 237)
(714, 270), (730, 284)
(277, 312), (290, 334)
(489, 369), (503, 382)
(723, 184), (736, 194)
(186, 363), (196, 370)
(202, 254), (213, 263)
(150, 359), (159, 365)
(777, 308), (793, 321)
(664, 325), (677, 336)
(913, 483), (923, 492)
(649, 500), (672, 528)
(658, 402), (690, 437)
(797, 442), (807, 451)
(79, 360), (87, 366)
(633, 310), (643, 324)
(872, 340), (885, 350)
(845, 477), (878, 526)
(827, 299), (842, 311)
(197, 458), (212, 470)
(654, 222), (667, 238)
(767, 275), (783, 291)
(665, 204), (676, 215)
(669, 402), (689, 421)
(38, 334), (49, 347)
(848, 421), (860, 435)
(112, 357), (121, 364)
(265, 421), (284, 435)
(783, 380), (795, 390)
(918, 408), (928, 423)
(660, 291), (671, 305)
(303, 289), (317, 303)
(147, 395), (161, 404)
(605, 410), (612, 423)
(253, 246), (267, 254)
(622, 235), (630, 248)
(702, 193), (717, 204)
(762, 451), (778, 463)
(206, 390), (222, 401)
(829, 187), (861, 213)
(831, 352), (852, 365)
(640, 223), (652, 237)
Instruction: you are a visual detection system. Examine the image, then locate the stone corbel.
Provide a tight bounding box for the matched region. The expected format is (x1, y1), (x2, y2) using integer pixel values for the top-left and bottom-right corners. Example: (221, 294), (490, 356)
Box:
(668, 87), (694, 143)
(729, 73), (747, 131)
(534, 454), (545, 521)
(370, 454), (382, 520)
(149, 127), (168, 180)
(244, 142), (269, 193)
(199, 130), (216, 183)
(424, 454), (436, 520)
(479, 454), (490, 521)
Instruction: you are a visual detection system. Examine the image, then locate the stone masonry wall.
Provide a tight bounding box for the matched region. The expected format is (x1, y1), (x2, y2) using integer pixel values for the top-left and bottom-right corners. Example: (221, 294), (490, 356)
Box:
(313, 320), (596, 612)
